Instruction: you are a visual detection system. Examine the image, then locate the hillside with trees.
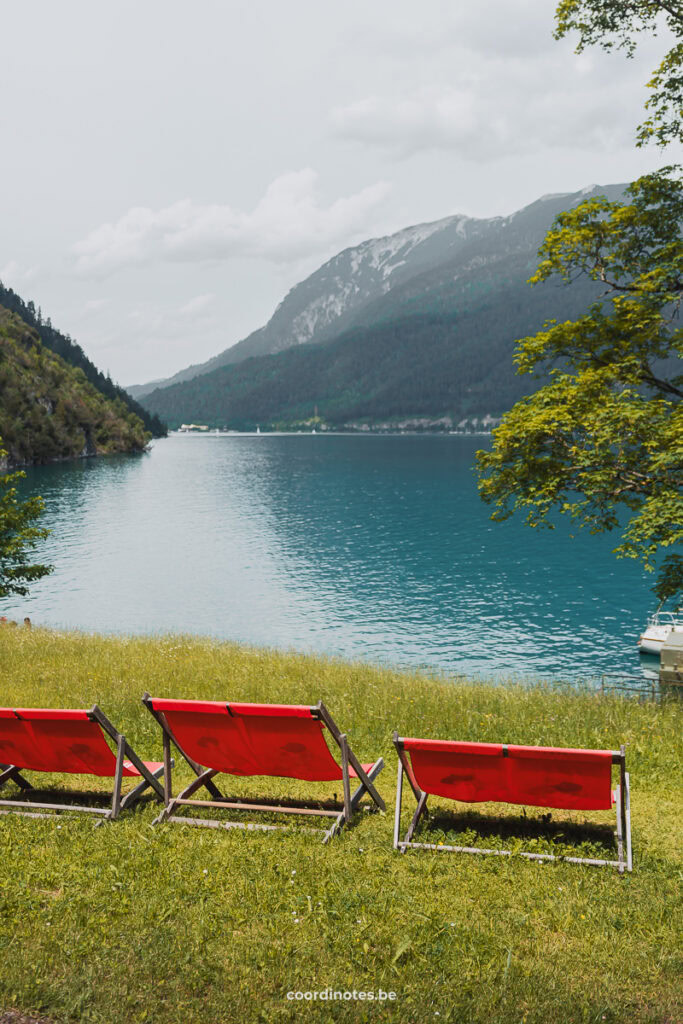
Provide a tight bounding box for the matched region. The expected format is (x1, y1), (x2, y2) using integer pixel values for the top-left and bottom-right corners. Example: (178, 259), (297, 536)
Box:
(0, 305), (152, 466)
(0, 282), (166, 438)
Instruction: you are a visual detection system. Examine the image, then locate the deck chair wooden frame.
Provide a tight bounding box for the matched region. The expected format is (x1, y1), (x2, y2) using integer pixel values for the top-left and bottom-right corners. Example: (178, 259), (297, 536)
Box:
(142, 694), (385, 842)
(393, 733), (632, 873)
(0, 704), (167, 821)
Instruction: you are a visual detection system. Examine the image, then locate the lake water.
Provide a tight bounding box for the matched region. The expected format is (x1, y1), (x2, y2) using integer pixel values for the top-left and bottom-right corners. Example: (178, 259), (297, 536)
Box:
(6, 433), (658, 684)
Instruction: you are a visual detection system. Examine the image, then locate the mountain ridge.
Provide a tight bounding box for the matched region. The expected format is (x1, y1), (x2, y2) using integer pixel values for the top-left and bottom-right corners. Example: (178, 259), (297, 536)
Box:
(131, 183), (625, 400)
(137, 184), (624, 430)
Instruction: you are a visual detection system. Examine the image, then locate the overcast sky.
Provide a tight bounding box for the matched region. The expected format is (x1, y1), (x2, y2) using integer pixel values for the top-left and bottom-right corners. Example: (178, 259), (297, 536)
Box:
(1, 0), (679, 385)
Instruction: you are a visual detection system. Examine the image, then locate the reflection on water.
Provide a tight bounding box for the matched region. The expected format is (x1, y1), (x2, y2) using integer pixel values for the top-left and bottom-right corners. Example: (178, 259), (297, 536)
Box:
(638, 653), (662, 681)
(6, 434), (658, 683)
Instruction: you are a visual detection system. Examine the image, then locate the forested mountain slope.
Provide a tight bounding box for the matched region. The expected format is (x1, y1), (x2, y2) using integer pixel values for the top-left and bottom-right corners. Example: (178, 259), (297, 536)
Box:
(132, 183), (625, 401)
(0, 282), (166, 437)
(0, 306), (152, 466)
(141, 265), (603, 430)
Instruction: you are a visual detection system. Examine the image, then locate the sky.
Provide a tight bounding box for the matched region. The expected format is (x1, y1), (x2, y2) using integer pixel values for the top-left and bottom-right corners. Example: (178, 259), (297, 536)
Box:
(1, 0), (680, 386)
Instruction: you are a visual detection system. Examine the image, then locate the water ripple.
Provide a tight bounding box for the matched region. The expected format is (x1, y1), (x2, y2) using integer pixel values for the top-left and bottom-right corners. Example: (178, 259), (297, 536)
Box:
(7, 434), (656, 684)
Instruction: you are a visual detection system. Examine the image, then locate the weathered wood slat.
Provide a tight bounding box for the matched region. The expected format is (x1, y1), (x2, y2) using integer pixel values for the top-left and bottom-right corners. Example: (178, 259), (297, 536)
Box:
(399, 840), (623, 868)
(174, 798), (339, 817)
(167, 815), (322, 834)
(0, 800), (109, 814)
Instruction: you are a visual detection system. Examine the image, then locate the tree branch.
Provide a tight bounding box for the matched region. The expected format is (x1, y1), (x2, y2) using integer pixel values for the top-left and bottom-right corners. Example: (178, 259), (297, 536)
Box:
(638, 369), (683, 397)
(652, 0), (683, 27)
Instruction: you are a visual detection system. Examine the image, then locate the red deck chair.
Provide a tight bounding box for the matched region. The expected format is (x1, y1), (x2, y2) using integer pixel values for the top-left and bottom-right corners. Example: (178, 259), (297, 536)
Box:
(142, 694), (385, 842)
(393, 733), (632, 872)
(0, 705), (167, 820)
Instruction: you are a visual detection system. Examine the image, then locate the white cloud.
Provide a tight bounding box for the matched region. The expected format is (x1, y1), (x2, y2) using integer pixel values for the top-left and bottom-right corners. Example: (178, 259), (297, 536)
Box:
(178, 293), (214, 316)
(83, 297), (109, 313)
(331, 64), (642, 162)
(71, 170), (391, 277)
(126, 304), (214, 336)
(330, 0), (669, 162)
(0, 260), (40, 288)
(0, 259), (20, 283)
(343, 0), (552, 61)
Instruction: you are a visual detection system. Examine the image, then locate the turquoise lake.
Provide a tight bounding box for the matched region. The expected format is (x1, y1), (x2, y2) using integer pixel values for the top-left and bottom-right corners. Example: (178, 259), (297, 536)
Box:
(7, 433), (658, 684)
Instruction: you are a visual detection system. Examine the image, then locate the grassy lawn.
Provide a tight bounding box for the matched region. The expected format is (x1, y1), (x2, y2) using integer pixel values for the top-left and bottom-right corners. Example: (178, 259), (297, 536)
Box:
(0, 627), (681, 1024)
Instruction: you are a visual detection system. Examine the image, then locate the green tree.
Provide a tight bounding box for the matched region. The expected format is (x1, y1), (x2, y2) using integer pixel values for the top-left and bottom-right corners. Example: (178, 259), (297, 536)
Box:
(478, 0), (683, 604)
(0, 442), (53, 599)
(477, 168), (682, 602)
(554, 0), (683, 147)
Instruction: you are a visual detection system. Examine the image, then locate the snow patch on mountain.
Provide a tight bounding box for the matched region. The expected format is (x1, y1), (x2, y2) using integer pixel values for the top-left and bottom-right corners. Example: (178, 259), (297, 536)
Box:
(278, 215), (472, 346)
(349, 216), (459, 275)
(289, 286), (361, 346)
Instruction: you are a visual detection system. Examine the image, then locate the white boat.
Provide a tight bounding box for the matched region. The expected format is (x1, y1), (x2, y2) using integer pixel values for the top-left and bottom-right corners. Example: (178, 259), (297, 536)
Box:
(638, 610), (683, 654)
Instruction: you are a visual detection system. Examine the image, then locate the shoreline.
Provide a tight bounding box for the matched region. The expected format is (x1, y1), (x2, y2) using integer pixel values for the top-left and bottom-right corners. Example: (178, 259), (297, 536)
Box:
(169, 428), (496, 437)
(0, 620), (659, 697)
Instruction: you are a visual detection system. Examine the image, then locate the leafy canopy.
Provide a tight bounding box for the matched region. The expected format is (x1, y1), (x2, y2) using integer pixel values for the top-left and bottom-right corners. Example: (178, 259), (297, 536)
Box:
(0, 443), (53, 599)
(554, 0), (683, 147)
(477, 168), (682, 603)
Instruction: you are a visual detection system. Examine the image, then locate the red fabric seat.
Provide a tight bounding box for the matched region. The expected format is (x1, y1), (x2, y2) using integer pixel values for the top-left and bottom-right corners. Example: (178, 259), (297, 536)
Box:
(147, 698), (361, 782)
(0, 708), (157, 778)
(0, 704), (168, 822)
(402, 738), (614, 811)
(144, 694), (386, 841)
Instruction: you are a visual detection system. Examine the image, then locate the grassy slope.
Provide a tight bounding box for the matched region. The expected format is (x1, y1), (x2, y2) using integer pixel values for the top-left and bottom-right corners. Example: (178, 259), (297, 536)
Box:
(0, 628), (681, 1024)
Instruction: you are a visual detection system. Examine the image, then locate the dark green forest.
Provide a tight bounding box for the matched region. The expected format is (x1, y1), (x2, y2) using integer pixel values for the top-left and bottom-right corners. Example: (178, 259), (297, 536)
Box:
(0, 282), (166, 438)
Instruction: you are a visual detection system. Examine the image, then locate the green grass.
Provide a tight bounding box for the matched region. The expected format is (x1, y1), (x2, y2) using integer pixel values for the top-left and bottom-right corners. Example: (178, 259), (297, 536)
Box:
(0, 627), (681, 1024)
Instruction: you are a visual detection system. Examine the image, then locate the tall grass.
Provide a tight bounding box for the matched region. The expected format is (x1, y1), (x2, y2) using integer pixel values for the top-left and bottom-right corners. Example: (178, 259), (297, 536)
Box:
(0, 627), (681, 1024)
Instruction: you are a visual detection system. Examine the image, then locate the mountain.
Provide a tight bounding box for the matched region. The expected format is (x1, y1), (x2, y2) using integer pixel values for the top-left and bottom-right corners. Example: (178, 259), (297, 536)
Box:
(0, 305), (152, 467)
(133, 183), (625, 403)
(0, 282), (166, 437)
(129, 215), (477, 398)
(138, 184), (625, 431)
(138, 273), (603, 431)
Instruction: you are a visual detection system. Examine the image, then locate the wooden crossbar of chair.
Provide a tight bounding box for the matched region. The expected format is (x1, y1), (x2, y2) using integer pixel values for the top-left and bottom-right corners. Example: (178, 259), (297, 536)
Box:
(0, 705), (167, 821)
(393, 732), (632, 873)
(143, 694), (385, 842)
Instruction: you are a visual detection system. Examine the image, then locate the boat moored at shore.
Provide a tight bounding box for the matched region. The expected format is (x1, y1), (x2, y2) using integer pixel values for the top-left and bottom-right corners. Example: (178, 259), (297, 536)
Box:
(638, 610), (683, 654)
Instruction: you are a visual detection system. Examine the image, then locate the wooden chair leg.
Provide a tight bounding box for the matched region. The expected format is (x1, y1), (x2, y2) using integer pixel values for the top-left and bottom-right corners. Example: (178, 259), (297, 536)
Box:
(405, 791), (429, 843)
(119, 763), (167, 812)
(108, 735), (126, 820)
(393, 758), (404, 850)
(323, 759), (384, 843)
(624, 772), (633, 873)
(0, 765), (33, 792)
(340, 735), (352, 823)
